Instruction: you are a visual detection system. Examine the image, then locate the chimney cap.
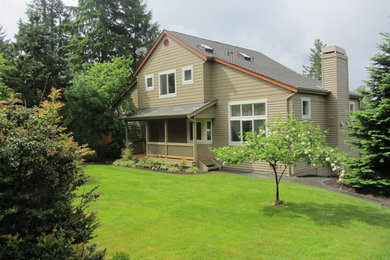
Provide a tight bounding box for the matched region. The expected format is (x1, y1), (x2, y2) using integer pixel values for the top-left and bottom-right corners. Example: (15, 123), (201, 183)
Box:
(322, 45), (346, 56)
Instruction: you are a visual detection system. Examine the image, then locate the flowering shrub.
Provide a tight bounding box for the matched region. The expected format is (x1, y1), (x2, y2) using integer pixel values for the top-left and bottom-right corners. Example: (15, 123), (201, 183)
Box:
(0, 89), (104, 259)
(212, 116), (346, 205)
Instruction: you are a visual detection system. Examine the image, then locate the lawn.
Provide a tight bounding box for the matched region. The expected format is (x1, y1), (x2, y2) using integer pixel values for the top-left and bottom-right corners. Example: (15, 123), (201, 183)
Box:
(83, 165), (390, 259)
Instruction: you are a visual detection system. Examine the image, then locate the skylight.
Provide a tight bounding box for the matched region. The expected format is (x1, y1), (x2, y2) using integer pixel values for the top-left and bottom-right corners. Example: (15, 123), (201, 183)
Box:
(239, 52), (251, 60)
(200, 43), (214, 52)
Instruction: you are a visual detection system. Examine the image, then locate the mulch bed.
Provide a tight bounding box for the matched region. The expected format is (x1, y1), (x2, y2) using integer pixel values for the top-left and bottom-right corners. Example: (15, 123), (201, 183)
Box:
(323, 179), (390, 209)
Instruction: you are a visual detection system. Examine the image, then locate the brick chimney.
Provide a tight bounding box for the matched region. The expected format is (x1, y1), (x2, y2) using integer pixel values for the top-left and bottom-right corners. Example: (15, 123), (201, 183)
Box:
(321, 46), (349, 150)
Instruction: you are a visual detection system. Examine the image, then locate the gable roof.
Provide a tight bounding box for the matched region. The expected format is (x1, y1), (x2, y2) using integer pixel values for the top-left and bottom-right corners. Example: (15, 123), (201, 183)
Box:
(135, 30), (326, 93)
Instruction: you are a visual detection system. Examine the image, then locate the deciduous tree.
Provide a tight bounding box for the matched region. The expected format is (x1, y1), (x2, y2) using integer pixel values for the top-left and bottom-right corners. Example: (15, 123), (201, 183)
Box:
(212, 117), (346, 205)
(63, 57), (134, 157)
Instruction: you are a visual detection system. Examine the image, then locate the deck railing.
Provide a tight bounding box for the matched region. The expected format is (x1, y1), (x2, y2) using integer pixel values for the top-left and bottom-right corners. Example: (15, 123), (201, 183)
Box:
(147, 142), (194, 160)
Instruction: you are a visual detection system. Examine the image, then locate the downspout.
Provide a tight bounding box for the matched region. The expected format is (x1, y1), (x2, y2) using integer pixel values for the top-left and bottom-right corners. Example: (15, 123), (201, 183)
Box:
(286, 91), (296, 117)
(286, 91), (296, 176)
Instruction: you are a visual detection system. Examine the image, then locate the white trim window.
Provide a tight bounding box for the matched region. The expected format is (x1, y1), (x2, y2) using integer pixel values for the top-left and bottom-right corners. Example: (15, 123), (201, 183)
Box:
(145, 74), (154, 91)
(349, 101), (356, 112)
(301, 97), (311, 119)
(187, 119), (212, 144)
(182, 65), (193, 84)
(228, 99), (267, 144)
(159, 69), (176, 97)
(349, 101), (356, 118)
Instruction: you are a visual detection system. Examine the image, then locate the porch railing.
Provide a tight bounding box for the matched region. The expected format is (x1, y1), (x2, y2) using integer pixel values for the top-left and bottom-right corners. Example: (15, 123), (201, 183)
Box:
(147, 142), (194, 160)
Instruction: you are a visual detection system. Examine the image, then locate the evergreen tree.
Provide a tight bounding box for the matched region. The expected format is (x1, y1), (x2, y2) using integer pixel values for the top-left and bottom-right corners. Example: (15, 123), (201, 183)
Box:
(0, 89), (105, 259)
(9, 0), (71, 106)
(68, 0), (159, 71)
(0, 26), (10, 54)
(345, 32), (390, 194)
(303, 38), (326, 80)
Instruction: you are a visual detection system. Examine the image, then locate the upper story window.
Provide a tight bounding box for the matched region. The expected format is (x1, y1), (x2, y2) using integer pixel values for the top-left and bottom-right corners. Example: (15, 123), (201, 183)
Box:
(182, 65), (193, 84)
(159, 69), (176, 98)
(229, 99), (267, 144)
(301, 97), (311, 119)
(145, 74), (154, 91)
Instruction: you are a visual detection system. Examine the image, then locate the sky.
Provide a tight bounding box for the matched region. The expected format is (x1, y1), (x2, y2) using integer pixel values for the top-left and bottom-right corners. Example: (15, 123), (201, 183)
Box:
(0, 0), (389, 90)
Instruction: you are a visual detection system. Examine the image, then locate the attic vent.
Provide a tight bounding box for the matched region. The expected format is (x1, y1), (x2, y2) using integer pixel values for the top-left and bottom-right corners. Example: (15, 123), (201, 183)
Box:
(200, 43), (214, 52)
(240, 52), (252, 61)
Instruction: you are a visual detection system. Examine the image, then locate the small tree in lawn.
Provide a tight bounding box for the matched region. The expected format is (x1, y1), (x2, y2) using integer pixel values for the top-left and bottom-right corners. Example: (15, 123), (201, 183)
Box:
(212, 116), (346, 205)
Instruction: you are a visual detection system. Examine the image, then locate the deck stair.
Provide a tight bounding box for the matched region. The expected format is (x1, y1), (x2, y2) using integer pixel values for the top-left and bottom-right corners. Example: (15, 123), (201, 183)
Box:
(199, 158), (221, 172)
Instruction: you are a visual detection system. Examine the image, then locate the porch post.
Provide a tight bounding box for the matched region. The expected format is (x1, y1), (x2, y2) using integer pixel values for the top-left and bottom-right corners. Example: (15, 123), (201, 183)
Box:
(124, 121), (129, 145)
(145, 121), (149, 156)
(164, 119), (168, 158)
(192, 118), (198, 165)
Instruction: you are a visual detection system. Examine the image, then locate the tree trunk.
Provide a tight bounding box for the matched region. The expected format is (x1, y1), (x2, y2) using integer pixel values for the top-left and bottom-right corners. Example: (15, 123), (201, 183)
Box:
(271, 163), (282, 205)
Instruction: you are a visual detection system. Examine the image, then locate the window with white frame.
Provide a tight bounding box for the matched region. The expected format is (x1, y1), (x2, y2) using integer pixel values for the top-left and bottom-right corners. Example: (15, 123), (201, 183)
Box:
(349, 101), (356, 112)
(229, 100), (267, 144)
(301, 97), (311, 119)
(187, 119), (212, 144)
(182, 65), (193, 84)
(159, 70), (176, 97)
(349, 101), (356, 118)
(145, 74), (154, 90)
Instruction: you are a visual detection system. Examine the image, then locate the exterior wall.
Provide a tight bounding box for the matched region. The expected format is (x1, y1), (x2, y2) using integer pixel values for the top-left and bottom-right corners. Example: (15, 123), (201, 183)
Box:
(137, 35), (206, 109)
(205, 62), (294, 172)
(130, 86), (139, 109)
(291, 93), (332, 176)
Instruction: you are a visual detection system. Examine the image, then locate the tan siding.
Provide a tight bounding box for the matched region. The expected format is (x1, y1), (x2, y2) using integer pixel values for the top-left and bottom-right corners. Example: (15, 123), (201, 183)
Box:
(137, 35), (205, 109)
(207, 62), (293, 173)
(130, 86), (138, 109)
(291, 93), (332, 176)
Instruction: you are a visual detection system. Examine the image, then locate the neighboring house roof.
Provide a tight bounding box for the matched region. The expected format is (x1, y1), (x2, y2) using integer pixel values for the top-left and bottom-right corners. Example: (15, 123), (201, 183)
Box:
(120, 99), (217, 120)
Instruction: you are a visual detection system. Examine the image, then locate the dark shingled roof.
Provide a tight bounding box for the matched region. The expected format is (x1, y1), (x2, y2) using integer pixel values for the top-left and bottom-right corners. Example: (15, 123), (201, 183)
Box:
(167, 30), (323, 91)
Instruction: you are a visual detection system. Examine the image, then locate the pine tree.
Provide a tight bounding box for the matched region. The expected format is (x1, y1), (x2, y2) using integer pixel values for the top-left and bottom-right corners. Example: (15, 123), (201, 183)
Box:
(9, 0), (71, 106)
(67, 0), (159, 71)
(303, 39), (326, 80)
(345, 32), (390, 194)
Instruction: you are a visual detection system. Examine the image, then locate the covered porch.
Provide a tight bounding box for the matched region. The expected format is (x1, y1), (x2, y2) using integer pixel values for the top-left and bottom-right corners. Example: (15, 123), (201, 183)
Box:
(120, 100), (218, 169)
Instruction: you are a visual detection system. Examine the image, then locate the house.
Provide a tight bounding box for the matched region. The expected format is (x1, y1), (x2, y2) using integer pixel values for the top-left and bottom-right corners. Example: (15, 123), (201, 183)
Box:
(116, 30), (360, 176)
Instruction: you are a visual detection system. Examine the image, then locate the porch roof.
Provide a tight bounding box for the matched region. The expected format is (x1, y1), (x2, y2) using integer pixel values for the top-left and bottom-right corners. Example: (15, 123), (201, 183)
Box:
(121, 99), (217, 120)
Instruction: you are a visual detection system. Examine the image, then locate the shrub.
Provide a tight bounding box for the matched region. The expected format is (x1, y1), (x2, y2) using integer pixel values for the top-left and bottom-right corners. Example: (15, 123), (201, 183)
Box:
(137, 158), (160, 168)
(167, 166), (180, 173)
(185, 166), (201, 174)
(177, 160), (186, 170)
(0, 89), (104, 259)
(159, 163), (173, 170)
(83, 149), (98, 162)
(113, 158), (137, 168)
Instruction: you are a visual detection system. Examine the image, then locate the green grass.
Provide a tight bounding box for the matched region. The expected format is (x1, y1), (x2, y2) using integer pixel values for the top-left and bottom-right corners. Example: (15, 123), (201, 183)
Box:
(83, 165), (390, 259)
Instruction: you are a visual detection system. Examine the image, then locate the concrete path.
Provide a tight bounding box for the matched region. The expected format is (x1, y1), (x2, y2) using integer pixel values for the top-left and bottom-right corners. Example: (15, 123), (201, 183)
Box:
(220, 170), (390, 208)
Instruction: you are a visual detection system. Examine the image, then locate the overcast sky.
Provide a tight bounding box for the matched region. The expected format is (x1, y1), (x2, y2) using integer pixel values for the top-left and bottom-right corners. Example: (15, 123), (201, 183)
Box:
(1, 0), (389, 90)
